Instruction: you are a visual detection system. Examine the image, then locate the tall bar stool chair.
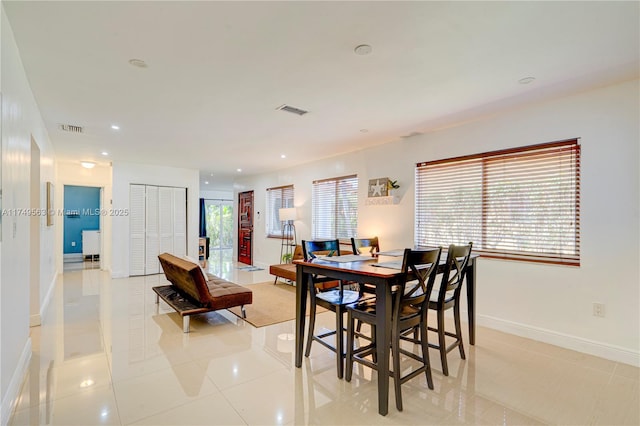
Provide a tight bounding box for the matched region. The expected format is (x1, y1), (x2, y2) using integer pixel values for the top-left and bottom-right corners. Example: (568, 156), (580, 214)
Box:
(345, 247), (442, 411)
(302, 239), (363, 378)
(350, 236), (380, 296)
(427, 242), (473, 376)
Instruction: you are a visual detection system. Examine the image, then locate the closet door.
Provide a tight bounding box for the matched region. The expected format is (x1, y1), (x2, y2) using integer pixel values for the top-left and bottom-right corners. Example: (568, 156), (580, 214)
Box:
(173, 187), (187, 257)
(145, 185), (160, 274)
(129, 184), (146, 276)
(158, 186), (174, 256)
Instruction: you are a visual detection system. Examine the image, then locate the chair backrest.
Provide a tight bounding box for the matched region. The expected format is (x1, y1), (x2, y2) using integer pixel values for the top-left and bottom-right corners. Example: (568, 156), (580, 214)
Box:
(351, 237), (380, 256)
(301, 239), (341, 260)
(436, 242), (473, 302)
(396, 247), (442, 314)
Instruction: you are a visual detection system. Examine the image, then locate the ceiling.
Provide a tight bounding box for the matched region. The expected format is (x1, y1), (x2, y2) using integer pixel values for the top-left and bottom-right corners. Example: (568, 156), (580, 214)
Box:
(4, 1), (638, 189)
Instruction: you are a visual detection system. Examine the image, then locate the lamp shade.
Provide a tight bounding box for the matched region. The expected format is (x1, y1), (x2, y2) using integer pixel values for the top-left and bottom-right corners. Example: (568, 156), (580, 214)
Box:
(279, 207), (297, 221)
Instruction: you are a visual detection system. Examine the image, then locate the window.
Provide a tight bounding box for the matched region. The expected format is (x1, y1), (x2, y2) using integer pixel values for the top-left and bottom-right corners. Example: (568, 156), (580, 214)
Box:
(266, 185), (294, 238)
(312, 175), (358, 240)
(415, 139), (580, 265)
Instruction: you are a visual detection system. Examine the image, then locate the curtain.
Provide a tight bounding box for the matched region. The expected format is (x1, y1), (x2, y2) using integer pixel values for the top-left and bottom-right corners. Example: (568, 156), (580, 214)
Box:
(199, 198), (207, 237)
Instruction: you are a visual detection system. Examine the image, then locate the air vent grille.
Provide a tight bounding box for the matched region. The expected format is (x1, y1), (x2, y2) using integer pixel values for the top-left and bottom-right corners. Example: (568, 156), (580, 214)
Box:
(59, 124), (84, 133)
(276, 104), (309, 116)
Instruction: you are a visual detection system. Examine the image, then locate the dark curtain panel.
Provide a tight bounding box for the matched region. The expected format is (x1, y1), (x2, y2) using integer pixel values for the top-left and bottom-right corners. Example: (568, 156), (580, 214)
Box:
(199, 198), (207, 237)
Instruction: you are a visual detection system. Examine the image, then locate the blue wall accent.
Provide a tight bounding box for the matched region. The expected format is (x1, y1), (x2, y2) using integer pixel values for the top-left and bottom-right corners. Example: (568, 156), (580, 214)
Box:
(63, 185), (101, 254)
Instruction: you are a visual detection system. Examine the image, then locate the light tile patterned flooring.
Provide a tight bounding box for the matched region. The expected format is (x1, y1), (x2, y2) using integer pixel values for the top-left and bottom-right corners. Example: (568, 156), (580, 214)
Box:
(9, 257), (640, 425)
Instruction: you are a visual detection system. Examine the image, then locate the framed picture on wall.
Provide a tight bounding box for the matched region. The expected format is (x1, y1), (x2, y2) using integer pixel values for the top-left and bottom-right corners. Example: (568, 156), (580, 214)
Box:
(46, 181), (54, 226)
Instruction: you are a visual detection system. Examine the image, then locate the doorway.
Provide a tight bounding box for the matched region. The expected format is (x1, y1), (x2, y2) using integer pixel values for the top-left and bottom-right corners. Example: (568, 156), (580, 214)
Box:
(238, 190), (253, 265)
(62, 185), (101, 271)
(204, 199), (233, 267)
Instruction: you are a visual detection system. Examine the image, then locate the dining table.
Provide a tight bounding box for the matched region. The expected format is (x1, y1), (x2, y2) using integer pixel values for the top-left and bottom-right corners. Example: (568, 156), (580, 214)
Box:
(294, 250), (478, 416)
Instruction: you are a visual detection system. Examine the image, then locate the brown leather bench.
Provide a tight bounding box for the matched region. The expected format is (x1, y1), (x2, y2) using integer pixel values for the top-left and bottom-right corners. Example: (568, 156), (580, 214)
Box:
(155, 253), (253, 332)
(269, 244), (352, 288)
(269, 245), (304, 284)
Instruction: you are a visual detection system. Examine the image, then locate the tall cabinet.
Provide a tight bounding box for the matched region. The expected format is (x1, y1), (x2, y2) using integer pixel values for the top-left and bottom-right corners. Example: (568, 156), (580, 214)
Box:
(130, 184), (187, 276)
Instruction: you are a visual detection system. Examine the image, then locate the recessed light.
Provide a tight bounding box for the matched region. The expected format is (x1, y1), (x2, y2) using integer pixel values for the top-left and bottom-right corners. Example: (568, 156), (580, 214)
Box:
(204, 181), (209, 185)
(518, 76), (536, 85)
(101, 151), (109, 156)
(81, 161), (96, 169)
(237, 168), (242, 172)
(111, 124), (120, 130)
(128, 58), (148, 68)
(354, 44), (372, 55)
(281, 154), (286, 159)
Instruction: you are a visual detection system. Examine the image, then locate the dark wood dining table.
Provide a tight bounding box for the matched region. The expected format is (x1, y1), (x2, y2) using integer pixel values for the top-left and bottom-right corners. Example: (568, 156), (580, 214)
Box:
(294, 252), (477, 416)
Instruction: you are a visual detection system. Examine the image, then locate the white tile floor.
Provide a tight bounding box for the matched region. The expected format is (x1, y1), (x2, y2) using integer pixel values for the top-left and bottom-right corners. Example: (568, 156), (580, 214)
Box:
(9, 258), (640, 425)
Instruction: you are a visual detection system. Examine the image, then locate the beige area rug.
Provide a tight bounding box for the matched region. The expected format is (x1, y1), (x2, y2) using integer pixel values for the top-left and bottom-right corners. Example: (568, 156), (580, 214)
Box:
(227, 281), (326, 328)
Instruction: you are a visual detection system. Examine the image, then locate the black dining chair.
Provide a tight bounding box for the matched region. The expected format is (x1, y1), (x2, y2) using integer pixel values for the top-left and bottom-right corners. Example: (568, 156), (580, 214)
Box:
(345, 247), (442, 411)
(427, 242), (473, 376)
(351, 236), (380, 257)
(350, 237), (380, 297)
(302, 239), (366, 378)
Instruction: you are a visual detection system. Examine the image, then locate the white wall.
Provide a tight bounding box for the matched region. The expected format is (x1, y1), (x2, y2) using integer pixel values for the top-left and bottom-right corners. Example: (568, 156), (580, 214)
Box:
(236, 79), (640, 366)
(111, 162), (199, 278)
(55, 162), (112, 273)
(0, 6), (57, 423)
(200, 189), (233, 200)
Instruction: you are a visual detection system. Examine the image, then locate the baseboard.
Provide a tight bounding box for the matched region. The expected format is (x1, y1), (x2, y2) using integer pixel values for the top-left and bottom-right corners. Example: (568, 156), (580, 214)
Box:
(63, 253), (83, 262)
(478, 314), (640, 367)
(111, 270), (127, 278)
(39, 273), (57, 323)
(1, 338), (32, 426)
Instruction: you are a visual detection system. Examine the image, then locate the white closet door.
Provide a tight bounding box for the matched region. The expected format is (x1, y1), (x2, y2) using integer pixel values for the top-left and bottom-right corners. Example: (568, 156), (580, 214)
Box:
(129, 184), (146, 276)
(158, 186), (174, 256)
(145, 185), (160, 274)
(173, 187), (187, 257)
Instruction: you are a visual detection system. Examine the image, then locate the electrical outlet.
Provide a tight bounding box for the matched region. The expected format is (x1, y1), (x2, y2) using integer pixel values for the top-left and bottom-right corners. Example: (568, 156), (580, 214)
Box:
(71, 241), (76, 247)
(593, 303), (605, 318)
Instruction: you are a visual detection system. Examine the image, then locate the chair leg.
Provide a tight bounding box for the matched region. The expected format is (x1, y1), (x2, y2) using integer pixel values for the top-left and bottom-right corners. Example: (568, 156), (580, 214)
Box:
(391, 328), (403, 411)
(453, 302), (466, 360)
(335, 307), (344, 379)
(371, 325), (377, 364)
(305, 296), (317, 357)
(420, 322), (434, 390)
(438, 310), (448, 376)
(345, 312), (355, 382)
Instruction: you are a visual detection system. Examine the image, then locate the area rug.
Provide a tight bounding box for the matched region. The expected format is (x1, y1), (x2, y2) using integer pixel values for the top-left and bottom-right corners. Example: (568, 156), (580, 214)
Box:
(237, 266), (264, 272)
(227, 281), (325, 328)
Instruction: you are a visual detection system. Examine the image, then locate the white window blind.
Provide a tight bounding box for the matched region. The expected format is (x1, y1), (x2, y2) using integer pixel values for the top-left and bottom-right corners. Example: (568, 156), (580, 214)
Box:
(266, 185), (294, 238)
(312, 174), (358, 240)
(416, 139), (580, 265)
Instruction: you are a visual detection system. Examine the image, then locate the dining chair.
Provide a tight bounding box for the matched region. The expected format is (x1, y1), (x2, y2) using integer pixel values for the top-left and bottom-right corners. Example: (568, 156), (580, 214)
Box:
(427, 242), (473, 376)
(345, 247), (442, 411)
(350, 236), (380, 296)
(302, 239), (364, 378)
(351, 236), (380, 257)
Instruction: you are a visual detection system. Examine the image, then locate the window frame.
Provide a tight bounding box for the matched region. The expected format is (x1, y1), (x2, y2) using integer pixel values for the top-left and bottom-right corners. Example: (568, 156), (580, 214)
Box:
(312, 174), (358, 242)
(265, 184), (294, 238)
(415, 139), (581, 266)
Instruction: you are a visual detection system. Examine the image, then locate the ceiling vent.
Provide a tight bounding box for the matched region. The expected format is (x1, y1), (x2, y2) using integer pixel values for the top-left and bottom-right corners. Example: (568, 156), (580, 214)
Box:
(276, 104), (309, 116)
(59, 124), (84, 133)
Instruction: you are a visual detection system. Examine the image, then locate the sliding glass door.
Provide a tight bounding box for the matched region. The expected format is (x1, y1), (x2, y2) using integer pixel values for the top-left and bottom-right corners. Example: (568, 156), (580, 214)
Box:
(204, 199), (233, 271)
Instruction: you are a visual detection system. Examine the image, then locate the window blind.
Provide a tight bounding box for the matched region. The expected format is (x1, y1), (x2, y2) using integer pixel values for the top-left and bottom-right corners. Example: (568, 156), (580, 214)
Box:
(312, 175), (358, 240)
(266, 185), (294, 238)
(415, 139), (580, 265)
